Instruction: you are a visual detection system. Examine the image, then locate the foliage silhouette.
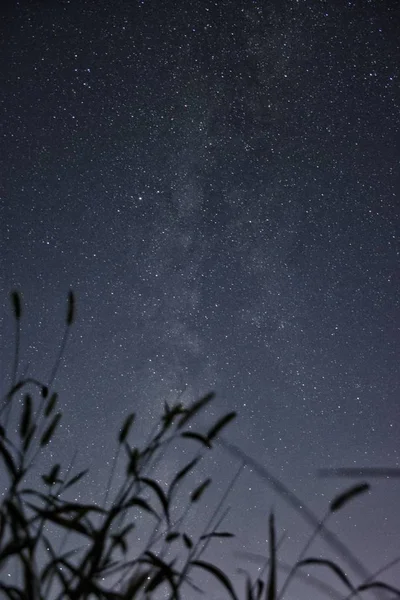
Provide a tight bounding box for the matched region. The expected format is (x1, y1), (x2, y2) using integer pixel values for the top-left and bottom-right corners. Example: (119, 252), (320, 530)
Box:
(1, 291), (399, 599)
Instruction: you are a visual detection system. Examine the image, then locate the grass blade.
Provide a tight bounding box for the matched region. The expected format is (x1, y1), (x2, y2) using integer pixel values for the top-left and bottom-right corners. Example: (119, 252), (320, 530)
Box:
(63, 469), (89, 490)
(142, 551), (179, 596)
(320, 467), (400, 478)
(217, 437), (372, 584)
(42, 464), (61, 486)
(123, 497), (159, 518)
(139, 477), (170, 524)
(119, 413), (135, 444)
(190, 559), (239, 600)
(358, 581), (400, 596)
(266, 512), (276, 600)
(40, 413), (61, 446)
(330, 483), (370, 513)
(206, 412), (237, 442)
(10, 291), (22, 387)
(23, 425), (36, 452)
(177, 392), (215, 429)
(168, 457), (199, 499)
(10, 290), (22, 320)
(165, 532), (180, 543)
(20, 394), (32, 439)
(66, 290), (75, 326)
(44, 393), (58, 417)
(191, 478), (211, 503)
(200, 531), (234, 540)
(181, 431), (211, 448)
(296, 558), (355, 593)
(0, 439), (18, 479)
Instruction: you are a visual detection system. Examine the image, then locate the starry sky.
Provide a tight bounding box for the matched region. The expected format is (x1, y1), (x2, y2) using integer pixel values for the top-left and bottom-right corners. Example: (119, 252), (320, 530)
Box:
(1, 0), (400, 598)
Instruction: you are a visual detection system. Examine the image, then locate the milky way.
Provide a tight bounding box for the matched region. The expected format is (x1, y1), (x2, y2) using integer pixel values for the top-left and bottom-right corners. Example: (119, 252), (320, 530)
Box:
(1, 1), (399, 597)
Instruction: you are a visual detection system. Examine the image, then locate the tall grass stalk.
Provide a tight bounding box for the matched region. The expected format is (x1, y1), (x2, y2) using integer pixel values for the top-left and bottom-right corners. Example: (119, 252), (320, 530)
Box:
(1, 291), (399, 600)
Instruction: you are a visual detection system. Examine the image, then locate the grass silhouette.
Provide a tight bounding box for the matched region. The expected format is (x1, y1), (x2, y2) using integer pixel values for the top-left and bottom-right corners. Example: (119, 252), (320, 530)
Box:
(1, 291), (399, 599)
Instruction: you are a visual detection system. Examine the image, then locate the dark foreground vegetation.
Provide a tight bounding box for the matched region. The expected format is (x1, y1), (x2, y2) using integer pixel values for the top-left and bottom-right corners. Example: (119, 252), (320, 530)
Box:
(0, 291), (399, 599)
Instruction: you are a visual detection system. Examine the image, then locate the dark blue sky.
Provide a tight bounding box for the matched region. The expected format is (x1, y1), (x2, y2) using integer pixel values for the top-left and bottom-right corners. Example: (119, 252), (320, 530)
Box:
(1, 1), (399, 597)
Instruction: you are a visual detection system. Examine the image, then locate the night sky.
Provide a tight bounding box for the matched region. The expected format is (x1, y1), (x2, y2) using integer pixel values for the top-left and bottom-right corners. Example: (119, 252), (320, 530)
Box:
(1, 0), (400, 598)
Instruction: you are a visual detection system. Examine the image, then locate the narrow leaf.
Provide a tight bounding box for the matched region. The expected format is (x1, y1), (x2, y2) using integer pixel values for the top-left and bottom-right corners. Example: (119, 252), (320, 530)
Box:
(183, 533), (193, 549)
(20, 394), (32, 439)
(0, 440), (18, 479)
(6, 499), (27, 529)
(63, 469), (88, 490)
(330, 483), (370, 513)
(168, 457), (199, 499)
(42, 464), (61, 486)
(124, 497), (158, 518)
(140, 477), (170, 524)
(23, 425), (36, 452)
(358, 581), (400, 596)
(142, 551), (179, 596)
(124, 570), (153, 597)
(41, 513), (92, 537)
(191, 478), (211, 503)
(165, 532), (180, 543)
(10, 291), (22, 320)
(207, 412), (237, 442)
(296, 558), (354, 592)
(111, 533), (128, 554)
(200, 531), (234, 540)
(0, 539), (31, 564)
(266, 512), (276, 600)
(44, 393), (58, 417)
(162, 401), (185, 428)
(177, 392), (215, 429)
(40, 413), (61, 446)
(256, 579), (264, 600)
(118, 523), (135, 538)
(246, 576), (255, 600)
(32, 502), (104, 517)
(66, 290), (75, 326)
(40, 547), (80, 585)
(7, 379), (46, 400)
(146, 569), (169, 593)
(119, 413), (135, 444)
(190, 560), (239, 600)
(320, 467), (400, 478)
(181, 431), (211, 448)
